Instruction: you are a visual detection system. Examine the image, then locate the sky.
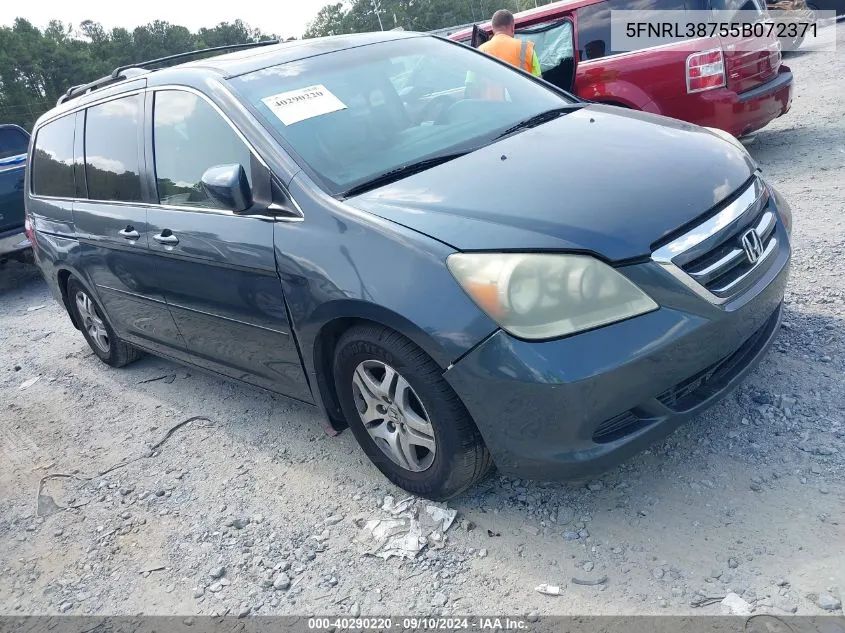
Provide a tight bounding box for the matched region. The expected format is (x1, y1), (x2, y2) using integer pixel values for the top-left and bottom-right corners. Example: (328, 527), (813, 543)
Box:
(0, 0), (329, 40)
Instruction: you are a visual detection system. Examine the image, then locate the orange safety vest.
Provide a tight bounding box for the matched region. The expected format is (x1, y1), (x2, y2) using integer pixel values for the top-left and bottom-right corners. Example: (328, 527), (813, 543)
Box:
(479, 33), (535, 74)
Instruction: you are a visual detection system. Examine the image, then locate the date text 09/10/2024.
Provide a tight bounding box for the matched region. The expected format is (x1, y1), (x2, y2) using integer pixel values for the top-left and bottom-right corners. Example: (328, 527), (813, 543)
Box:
(307, 617), (530, 630)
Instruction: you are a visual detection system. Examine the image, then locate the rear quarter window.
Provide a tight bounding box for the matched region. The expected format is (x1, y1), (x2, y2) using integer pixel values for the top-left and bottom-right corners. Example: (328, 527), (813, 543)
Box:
(31, 116), (76, 198)
(710, 0), (766, 18)
(576, 0), (691, 60)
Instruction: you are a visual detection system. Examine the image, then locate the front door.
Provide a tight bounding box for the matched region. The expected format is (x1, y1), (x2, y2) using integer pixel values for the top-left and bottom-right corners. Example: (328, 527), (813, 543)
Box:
(144, 88), (313, 403)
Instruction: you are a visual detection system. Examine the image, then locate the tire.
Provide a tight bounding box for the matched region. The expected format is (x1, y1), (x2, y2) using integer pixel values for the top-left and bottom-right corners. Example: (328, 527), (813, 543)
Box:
(66, 276), (143, 368)
(334, 325), (492, 500)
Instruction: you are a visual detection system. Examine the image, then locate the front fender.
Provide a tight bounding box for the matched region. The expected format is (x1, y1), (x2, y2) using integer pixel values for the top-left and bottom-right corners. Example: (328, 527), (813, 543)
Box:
(277, 172), (498, 371)
(275, 172), (499, 426)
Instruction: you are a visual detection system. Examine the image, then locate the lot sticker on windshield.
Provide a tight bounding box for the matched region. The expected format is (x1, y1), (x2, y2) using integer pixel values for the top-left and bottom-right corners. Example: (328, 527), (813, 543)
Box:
(261, 85), (347, 125)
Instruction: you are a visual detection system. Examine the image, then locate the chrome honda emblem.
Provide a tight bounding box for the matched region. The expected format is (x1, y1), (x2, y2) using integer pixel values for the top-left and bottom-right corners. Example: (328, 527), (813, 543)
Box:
(741, 229), (764, 264)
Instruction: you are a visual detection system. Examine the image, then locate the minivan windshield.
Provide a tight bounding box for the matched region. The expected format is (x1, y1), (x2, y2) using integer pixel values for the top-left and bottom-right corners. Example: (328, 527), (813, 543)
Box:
(230, 36), (576, 196)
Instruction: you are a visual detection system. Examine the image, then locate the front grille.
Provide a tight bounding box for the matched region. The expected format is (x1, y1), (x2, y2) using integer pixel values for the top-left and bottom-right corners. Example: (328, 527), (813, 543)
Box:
(680, 200), (776, 298)
(653, 176), (781, 303)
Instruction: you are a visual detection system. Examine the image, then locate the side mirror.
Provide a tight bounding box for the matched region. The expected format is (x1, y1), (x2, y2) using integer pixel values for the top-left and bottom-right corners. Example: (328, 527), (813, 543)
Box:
(200, 164), (252, 213)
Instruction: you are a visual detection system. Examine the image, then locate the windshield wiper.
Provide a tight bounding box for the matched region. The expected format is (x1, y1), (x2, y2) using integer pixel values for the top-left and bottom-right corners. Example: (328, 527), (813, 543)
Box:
(495, 106), (581, 140)
(339, 151), (469, 198)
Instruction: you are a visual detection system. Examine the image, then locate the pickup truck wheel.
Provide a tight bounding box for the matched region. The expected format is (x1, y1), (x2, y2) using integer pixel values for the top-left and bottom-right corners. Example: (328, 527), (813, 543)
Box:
(333, 324), (492, 500)
(67, 276), (143, 368)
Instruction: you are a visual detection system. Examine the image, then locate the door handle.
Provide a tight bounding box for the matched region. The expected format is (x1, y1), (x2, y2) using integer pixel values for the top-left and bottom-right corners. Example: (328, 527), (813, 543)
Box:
(118, 226), (140, 240)
(153, 230), (179, 245)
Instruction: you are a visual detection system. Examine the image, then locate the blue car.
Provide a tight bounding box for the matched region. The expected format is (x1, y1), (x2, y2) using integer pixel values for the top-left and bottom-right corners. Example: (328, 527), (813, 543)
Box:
(0, 124), (32, 263)
(26, 33), (792, 499)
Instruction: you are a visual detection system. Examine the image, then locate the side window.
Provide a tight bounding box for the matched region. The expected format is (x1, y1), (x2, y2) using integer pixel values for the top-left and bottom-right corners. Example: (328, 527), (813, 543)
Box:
(577, 0), (691, 60)
(153, 90), (253, 209)
(0, 126), (29, 160)
(577, 2), (612, 60)
(711, 0), (765, 20)
(84, 95), (143, 202)
(516, 20), (575, 76)
(31, 116), (76, 198)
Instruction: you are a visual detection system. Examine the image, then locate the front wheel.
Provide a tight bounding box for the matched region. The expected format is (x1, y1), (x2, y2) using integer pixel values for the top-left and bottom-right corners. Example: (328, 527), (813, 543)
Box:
(334, 325), (492, 500)
(67, 276), (143, 368)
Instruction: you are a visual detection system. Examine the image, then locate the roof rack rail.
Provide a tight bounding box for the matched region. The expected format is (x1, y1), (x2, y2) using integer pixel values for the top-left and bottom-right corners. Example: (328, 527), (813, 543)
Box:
(111, 39), (280, 76)
(57, 39), (280, 107)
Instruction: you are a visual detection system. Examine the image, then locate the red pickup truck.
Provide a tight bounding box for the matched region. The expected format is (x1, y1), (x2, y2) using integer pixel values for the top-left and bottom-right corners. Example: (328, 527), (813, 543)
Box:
(449, 0), (793, 137)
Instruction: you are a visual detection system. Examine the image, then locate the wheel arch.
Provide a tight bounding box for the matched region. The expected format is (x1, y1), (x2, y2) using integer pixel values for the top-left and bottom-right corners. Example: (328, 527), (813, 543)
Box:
(307, 300), (464, 433)
(57, 267), (81, 330)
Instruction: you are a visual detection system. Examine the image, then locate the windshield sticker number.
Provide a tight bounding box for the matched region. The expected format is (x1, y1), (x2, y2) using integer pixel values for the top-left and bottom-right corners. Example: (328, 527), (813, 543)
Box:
(261, 85), (347, 125)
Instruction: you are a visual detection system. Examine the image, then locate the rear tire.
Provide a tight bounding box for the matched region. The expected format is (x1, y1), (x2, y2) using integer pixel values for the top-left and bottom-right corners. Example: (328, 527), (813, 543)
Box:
(334, 324), (492, 500)
(66, 276), (143, 368)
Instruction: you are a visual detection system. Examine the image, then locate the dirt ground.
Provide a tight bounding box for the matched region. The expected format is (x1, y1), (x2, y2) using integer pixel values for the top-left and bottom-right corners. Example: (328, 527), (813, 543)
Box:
(1, 24), (844, 618)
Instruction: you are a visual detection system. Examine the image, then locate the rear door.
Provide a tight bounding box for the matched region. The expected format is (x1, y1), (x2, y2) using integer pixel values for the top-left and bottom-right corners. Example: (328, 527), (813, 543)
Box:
(144, 88), (312, 402)
(0, 125), (29, 233)
(72, 90), (186, 353)
(713, 0), (781, 93)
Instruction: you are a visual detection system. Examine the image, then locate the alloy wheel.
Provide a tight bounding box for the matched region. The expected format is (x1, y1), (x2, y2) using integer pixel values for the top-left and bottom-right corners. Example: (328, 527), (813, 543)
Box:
(351, 360), (437, 472)
(75, 290), (110, 353)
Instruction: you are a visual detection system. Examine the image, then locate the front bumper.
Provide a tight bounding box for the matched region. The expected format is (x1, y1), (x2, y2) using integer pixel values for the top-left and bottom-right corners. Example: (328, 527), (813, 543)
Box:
(444, 200), (791, 480)
(0, 227), (31, 259)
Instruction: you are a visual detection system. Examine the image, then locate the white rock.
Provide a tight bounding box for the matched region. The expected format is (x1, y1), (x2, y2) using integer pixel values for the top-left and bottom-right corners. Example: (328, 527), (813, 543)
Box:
(721, 592), (752, 615)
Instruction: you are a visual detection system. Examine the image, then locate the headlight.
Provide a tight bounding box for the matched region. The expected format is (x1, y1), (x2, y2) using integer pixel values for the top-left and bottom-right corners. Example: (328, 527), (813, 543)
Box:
(447, 253), (658, 339)
(705, 126), (749, 155)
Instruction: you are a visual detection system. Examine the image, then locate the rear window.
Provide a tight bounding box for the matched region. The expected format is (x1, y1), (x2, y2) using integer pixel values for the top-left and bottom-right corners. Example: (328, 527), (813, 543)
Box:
(31, 116), (76, 198)
(84, 95), (143, 203)
(0, 127), (29, 160)
(576, 0), (689, 60)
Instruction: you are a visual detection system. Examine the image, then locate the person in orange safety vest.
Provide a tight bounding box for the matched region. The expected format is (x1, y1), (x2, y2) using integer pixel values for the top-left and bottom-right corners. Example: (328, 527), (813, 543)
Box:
(480, 10), (542, 77)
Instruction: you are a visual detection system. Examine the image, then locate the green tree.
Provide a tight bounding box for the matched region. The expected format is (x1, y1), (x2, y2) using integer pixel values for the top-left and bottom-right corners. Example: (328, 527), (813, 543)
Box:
(302, 0), (559, 38)
(304, 3), (349, 38)
(0, 18), (276, 131)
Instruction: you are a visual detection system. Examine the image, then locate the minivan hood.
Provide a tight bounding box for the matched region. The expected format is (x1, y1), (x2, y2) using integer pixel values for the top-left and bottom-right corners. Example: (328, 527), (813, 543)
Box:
(346, 105), (756, 262)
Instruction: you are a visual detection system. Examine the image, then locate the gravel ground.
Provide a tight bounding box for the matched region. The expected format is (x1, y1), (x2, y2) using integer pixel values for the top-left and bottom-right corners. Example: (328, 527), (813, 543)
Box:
(1, 25), (844, 618)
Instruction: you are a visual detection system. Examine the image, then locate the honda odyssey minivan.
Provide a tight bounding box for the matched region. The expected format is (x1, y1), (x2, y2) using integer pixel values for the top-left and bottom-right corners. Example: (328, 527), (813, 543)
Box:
(27, 33), (792, 499)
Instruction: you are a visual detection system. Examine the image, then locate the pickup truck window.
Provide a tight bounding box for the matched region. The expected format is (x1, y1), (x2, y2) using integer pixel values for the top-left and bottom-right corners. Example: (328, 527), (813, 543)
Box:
(31, 116), (76, 198)
(84, 95), (143, 203)
(0, 127), (29, 160)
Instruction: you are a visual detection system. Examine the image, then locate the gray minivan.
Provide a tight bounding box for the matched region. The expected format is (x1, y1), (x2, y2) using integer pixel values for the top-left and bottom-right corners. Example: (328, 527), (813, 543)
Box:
(27, 32), (792, 499)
